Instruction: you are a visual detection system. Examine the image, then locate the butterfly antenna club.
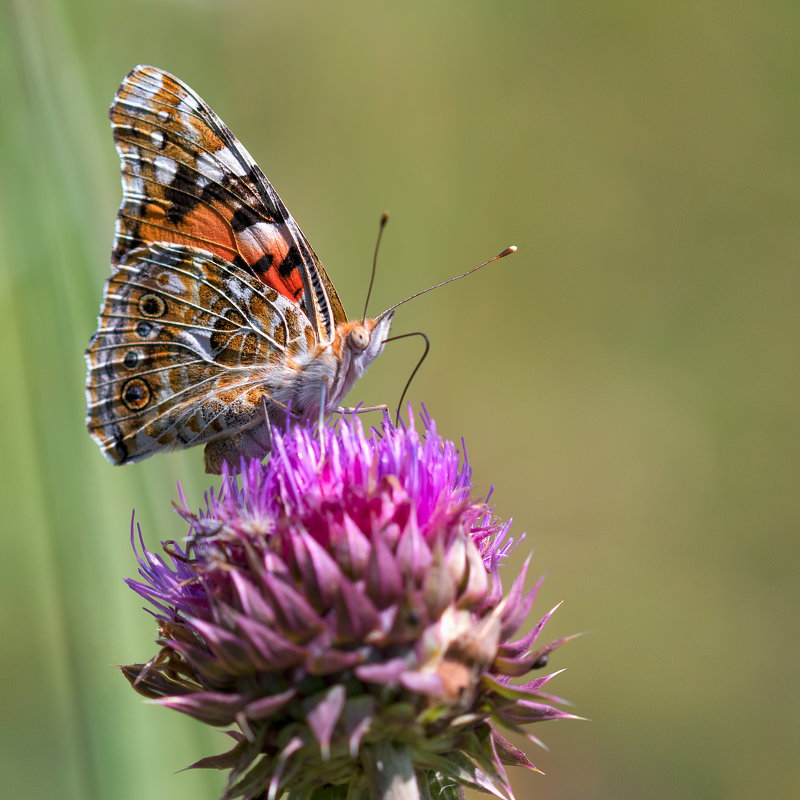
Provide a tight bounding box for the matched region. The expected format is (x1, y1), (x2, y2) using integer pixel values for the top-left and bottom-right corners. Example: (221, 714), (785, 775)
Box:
(376, 245), (517, 320)
(362, 211), (390, 323)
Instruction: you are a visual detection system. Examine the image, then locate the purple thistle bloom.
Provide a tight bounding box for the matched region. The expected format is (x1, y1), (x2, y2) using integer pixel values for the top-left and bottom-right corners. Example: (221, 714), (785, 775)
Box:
(123, 410), (578, 800)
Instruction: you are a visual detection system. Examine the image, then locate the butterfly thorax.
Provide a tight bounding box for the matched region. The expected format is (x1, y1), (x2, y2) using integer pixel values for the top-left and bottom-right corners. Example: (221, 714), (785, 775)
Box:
(272, 314), (393, 420)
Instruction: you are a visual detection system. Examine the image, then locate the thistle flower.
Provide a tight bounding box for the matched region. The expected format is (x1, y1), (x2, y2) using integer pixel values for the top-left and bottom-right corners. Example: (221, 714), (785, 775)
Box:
(123, 410), (577, 800)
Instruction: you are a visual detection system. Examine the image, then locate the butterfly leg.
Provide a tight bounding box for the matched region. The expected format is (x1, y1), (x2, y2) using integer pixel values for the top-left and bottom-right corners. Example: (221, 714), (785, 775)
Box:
(335, 404), (389, 415)
(317, 380), (329, 464)
(261, 396), (274, 451)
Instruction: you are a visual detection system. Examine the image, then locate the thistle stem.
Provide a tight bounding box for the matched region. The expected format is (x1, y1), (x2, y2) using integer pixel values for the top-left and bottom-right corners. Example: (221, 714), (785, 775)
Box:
(362, 742), (420, 800)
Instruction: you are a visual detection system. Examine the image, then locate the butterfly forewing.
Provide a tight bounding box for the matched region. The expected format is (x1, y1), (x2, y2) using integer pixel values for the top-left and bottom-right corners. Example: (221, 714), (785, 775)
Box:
(110, 64), (346, 342)
(86, 243), (315, 464)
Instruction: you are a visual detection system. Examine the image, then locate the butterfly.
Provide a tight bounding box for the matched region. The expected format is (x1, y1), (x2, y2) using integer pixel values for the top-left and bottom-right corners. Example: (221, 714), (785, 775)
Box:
(85, 65), (393, 474)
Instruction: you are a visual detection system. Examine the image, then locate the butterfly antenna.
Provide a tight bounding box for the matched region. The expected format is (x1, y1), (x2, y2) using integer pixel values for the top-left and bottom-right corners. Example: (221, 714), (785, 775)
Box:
(363, 211), (390, 323)
(382, 331), (431, 425)
(376, 245), (517, 321)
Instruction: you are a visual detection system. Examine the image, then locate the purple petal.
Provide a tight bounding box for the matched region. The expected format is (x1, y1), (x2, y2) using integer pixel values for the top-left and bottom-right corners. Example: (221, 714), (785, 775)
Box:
(334, 576), (380, 641)
(267, 736), (304, 800)
(305, 685), (346, 760)
(526, 631), (586, 668)
(331, 514), (371, 578)
(306, 644), (362, 675)
(457, 536), (490, 609)
(230, 571), (276, 626)
(154, 691), (249, 726)
(482, 670), (564, 700)
(496, 557), (532, 640)
(188, 618), (257, 675)
(260, 572), (326, 638)
(342, 696), (375, 757)
(399, 670), (446, 697)
(163, 638), (233, 684)
(366, 533), (402, 608)
(244, 688), (296, 720)
(497, 699), (581, 724)
(490, 729), (541, 772)
(423, 555), (456, 618)
(394, 516), (433, 581)
(289, 531), (344, 608)
(232, 614), (307, 670)
(355, 657), (408, 685)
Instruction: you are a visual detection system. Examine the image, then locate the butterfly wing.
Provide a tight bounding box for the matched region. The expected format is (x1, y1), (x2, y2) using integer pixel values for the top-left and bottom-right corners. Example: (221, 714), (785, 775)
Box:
(109, 64), (346, 344)
(85, 242), (316, 465)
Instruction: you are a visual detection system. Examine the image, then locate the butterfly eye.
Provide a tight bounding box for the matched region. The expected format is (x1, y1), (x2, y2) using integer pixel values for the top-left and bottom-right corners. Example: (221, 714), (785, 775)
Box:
(347, 326), (370, 353)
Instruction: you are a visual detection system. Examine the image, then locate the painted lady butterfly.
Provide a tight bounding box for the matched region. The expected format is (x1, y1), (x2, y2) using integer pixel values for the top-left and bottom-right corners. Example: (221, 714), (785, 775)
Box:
(85, 65), (393, 474)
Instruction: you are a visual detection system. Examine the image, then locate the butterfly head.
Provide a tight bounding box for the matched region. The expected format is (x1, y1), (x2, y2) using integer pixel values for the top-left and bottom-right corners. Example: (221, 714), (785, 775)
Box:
(336, 313), (394, 380)
(346, 323), (370, 353)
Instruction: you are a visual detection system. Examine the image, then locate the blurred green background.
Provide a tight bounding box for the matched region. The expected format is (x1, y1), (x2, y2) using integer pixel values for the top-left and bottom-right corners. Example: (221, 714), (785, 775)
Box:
(2, 1), (798, 798)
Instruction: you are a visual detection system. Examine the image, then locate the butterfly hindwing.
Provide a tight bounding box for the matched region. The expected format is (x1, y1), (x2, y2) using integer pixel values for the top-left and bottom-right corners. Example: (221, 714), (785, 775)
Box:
(109, 65), (346, 343)
(85, 242), (316, 464)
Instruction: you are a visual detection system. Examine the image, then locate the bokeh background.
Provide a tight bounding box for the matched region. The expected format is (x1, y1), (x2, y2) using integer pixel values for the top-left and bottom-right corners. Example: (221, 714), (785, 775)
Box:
(2, 1), (798, 798)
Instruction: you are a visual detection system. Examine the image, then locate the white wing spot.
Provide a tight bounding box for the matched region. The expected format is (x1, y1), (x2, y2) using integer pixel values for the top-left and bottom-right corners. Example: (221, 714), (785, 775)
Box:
(154, 155), (178, 185)
(162, 271), (186, 294)
(216, 147), (248, 177)
(150, 129), (165, 149)
(180, 94), (201, 112)
(197, 151), (225, 185)
(238, 223), (288, 261)
(141, 70), (164, 95)
(122, 150), (145, 196)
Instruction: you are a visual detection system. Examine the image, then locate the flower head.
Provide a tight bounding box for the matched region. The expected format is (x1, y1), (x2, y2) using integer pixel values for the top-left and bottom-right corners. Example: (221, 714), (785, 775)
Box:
(123, 410), (577, 800)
